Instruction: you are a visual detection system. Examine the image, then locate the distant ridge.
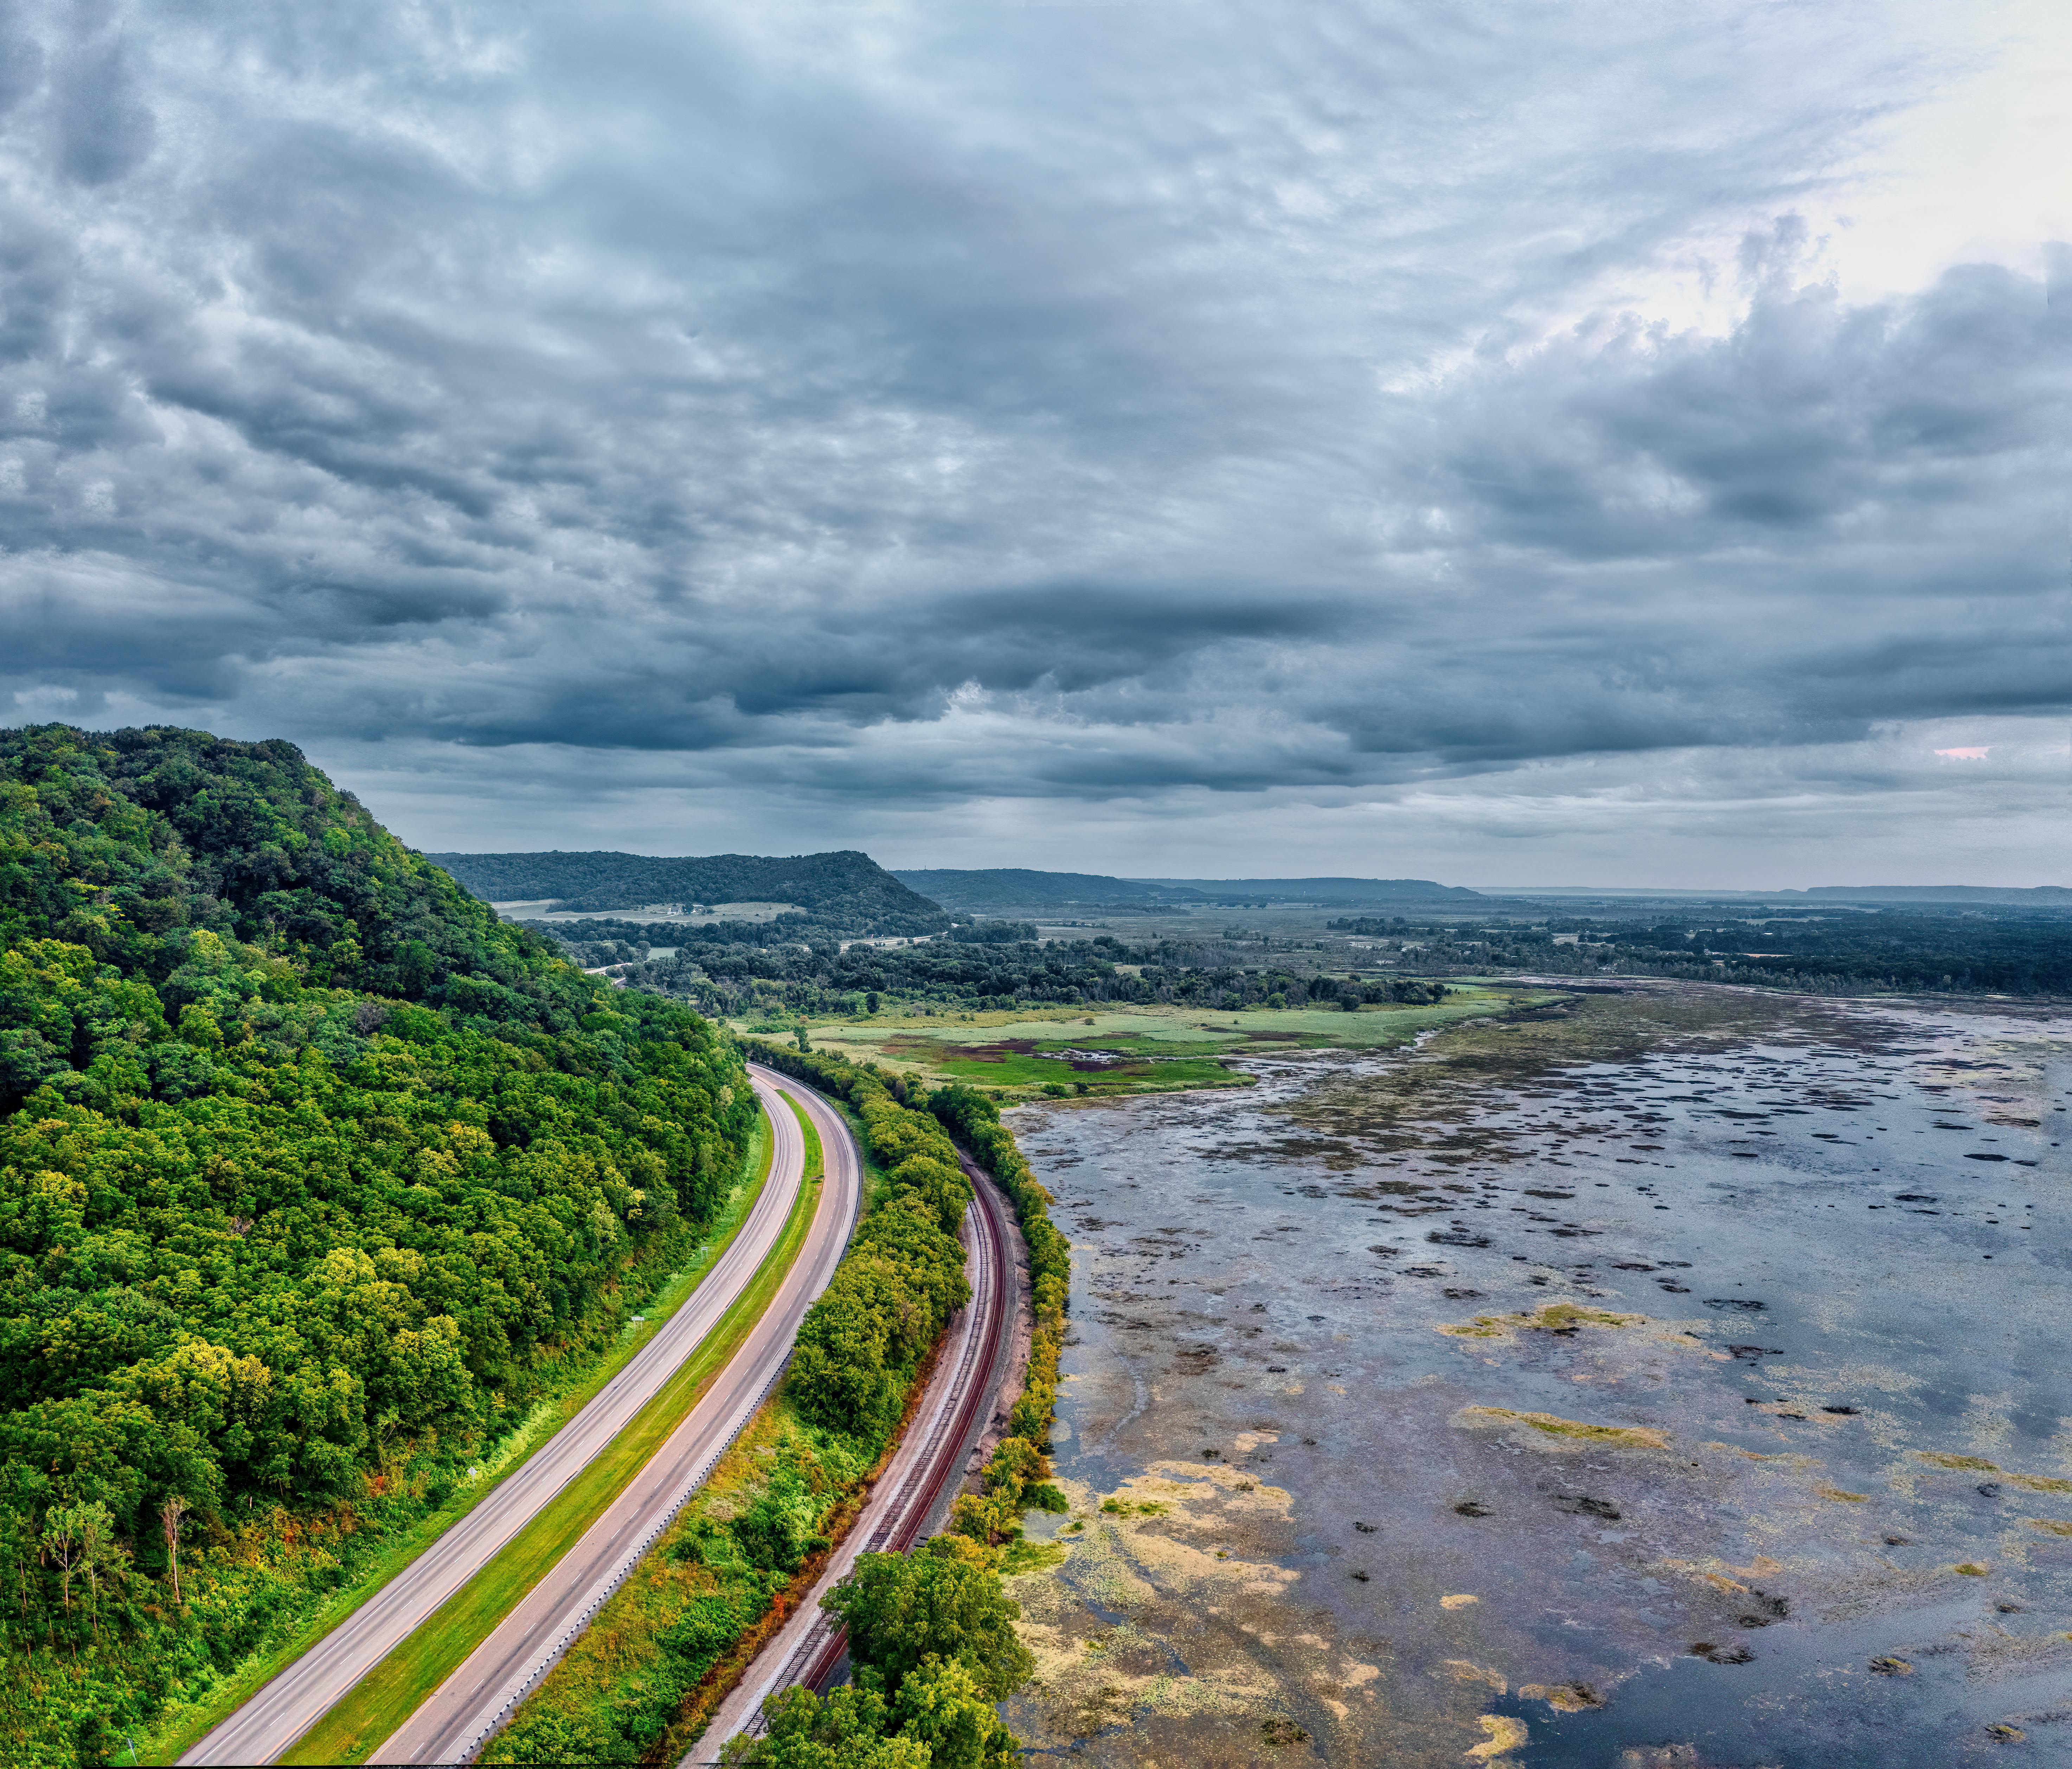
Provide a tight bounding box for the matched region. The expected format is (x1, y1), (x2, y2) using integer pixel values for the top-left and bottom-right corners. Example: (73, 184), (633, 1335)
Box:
(891, 868), (1206, 911)
(1481, 884), (2071, 905)
(1796, 885), (2072, 903)
(430, 849), (947, 933)
(892, 868), (1481, 911)
(1131, 875), (1483, 903)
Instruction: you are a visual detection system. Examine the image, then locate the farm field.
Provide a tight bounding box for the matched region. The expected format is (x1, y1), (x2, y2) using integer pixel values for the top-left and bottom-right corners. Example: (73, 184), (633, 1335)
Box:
(738, 986), (1548, 1098)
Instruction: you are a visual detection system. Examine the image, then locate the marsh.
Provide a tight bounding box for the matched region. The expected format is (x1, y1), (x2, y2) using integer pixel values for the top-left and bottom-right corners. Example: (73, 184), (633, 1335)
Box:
(1001, 983), (2072, 1767)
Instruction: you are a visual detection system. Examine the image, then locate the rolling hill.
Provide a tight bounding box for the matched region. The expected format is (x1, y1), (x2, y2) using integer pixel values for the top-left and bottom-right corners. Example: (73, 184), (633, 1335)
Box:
(430, 849), (947, 934)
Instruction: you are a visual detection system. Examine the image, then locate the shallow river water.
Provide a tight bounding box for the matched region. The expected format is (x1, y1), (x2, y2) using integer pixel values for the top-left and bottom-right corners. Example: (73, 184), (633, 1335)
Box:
(999, 984), (2072, 1768)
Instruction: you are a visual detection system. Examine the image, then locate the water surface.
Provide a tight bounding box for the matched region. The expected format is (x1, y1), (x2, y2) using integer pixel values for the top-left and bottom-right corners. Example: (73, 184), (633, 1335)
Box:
(1001, 985), (2072, 1767)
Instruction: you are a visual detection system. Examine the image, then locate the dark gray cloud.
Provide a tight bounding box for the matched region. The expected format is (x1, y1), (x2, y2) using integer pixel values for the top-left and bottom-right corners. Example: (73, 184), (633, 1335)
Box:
(0, 0), (2064, 879)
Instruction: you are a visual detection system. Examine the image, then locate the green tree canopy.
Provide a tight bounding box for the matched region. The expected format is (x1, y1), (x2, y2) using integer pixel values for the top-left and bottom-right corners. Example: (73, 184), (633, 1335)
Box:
(823, 1537), (1033, 1703)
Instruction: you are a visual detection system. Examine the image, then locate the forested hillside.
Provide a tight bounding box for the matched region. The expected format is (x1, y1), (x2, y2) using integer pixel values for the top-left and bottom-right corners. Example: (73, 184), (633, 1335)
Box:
(0, 726), (753, 1765)
(430, 850), (948, 935)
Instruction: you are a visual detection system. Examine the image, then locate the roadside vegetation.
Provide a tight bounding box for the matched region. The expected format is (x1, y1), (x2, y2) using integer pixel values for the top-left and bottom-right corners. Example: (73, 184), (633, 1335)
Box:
(285, 1100), (818, 1767)
(0, 725), (754, 1767)
(482, 1047), (1071, 1768)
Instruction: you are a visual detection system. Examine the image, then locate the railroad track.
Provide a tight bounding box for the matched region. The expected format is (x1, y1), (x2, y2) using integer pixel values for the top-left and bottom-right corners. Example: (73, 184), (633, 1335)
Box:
(688, 1148), (1020, 1761)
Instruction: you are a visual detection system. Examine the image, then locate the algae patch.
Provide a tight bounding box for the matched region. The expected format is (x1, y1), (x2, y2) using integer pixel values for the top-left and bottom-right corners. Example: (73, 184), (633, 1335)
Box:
(1519, 1681), (1605, 1713)
(1914, 1452), (2072, 1494)
(1438, 1301), (1648, 1341)
(1444, 1660), (1506, 1693)
(1456, 1406), (1670, 1449)
(1465, 1714), (1529, 1760)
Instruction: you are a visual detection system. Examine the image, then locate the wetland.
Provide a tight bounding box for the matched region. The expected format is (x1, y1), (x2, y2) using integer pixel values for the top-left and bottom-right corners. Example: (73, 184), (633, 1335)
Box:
(998, 981), (2072, 1767)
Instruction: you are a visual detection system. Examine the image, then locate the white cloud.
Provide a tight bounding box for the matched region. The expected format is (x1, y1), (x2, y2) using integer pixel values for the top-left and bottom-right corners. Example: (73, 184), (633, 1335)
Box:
(0, 0), (2064, 882)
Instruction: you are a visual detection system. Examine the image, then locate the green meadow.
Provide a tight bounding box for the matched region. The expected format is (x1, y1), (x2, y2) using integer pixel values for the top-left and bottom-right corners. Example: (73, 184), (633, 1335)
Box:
(740, 986), (1548, 1099)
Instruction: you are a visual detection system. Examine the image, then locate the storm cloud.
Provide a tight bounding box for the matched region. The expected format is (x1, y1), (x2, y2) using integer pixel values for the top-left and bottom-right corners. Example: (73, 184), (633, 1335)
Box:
(0, 0), (2064, 881)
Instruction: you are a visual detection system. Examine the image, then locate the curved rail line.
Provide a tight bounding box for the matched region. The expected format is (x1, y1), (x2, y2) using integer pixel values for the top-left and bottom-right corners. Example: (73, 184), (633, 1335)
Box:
(374, 1066), (863, 1764)
(180, 1068), (815, 1768)
(690, 1148), (1019, 1762)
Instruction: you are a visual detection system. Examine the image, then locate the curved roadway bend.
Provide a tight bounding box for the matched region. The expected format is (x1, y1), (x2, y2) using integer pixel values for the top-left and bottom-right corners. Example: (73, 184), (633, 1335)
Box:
(181, 1066), (812, 1768)
(688, 1156), (1020, 1764)
(373, 1068), (863, 1765)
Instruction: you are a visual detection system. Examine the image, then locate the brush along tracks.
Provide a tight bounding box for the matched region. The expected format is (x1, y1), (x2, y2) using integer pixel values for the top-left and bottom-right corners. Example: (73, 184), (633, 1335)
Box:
(687, 1153), (1021, 1762)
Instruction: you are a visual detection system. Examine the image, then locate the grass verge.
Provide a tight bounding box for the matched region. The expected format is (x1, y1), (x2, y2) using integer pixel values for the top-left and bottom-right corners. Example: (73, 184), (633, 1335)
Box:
(141, 1107), (778, 1766)
(283, 1094), (824, 1765)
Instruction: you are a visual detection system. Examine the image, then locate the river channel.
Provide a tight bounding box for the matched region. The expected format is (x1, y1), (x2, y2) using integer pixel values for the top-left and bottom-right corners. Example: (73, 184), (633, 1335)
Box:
(999, 982), (2072, 1768)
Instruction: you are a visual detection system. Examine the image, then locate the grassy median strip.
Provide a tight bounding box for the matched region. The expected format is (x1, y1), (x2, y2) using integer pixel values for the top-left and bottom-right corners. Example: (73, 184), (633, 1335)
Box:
(141, 1106), (778, 1766)
(286, 1094), (826, 1766)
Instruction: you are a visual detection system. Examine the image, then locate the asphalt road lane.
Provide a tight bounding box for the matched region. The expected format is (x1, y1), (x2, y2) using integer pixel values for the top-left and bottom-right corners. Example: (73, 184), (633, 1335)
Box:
(373, 1068), (864, 1765)
(180, 1068), (809, 1768)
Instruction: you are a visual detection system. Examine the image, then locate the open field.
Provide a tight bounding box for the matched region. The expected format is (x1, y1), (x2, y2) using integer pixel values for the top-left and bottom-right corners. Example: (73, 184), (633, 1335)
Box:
(494, 898), (807, 924)
(739, 987), (1550, 1099)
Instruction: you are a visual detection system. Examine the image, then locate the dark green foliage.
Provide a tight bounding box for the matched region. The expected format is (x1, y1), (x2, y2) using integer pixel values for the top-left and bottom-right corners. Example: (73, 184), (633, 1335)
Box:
(749, 1050), (972, 1439)
(724, 1656), (1018, 1769)
(0, 725), (615, 1053)
(628, 924), (1459, 1017)
(722, 1682), (928, 1768)
(0, 725), (750, 1764)
(522, 916), (815, 953)
(823, 1537), (1033, 1702)
(728, 1445), (834, 1577)
(428, 850), (948, 935)
(943, 922), (1038, 945)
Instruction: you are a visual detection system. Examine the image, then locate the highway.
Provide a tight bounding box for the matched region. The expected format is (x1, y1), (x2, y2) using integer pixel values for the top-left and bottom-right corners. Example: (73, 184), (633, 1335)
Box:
(687, 1152), (1022, 1763)
(179, 1065), (824, 1767)
(372, 1068), (863, 1764)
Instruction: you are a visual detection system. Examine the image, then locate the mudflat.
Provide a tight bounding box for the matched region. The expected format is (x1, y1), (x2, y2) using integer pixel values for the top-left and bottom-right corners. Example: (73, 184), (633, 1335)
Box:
(1001, 982), (2072, 1767)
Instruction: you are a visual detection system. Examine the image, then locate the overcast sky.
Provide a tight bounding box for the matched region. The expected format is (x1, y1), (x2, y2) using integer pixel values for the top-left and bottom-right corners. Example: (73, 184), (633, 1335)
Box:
(1, 0), (2065, 886)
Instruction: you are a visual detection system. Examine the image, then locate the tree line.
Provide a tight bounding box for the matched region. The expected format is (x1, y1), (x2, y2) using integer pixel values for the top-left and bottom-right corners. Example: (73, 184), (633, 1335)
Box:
(1328, 911), (2072, 996)
(609, 932), (1450, 1018)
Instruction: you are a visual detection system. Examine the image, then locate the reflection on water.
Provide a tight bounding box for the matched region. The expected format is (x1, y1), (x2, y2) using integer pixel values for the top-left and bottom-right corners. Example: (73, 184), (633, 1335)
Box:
(999, 985), (2072, 1768)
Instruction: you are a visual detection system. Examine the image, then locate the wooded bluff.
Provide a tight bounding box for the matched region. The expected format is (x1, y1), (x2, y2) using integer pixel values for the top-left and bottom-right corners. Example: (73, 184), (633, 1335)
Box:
(0, 725), (753, 1763)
